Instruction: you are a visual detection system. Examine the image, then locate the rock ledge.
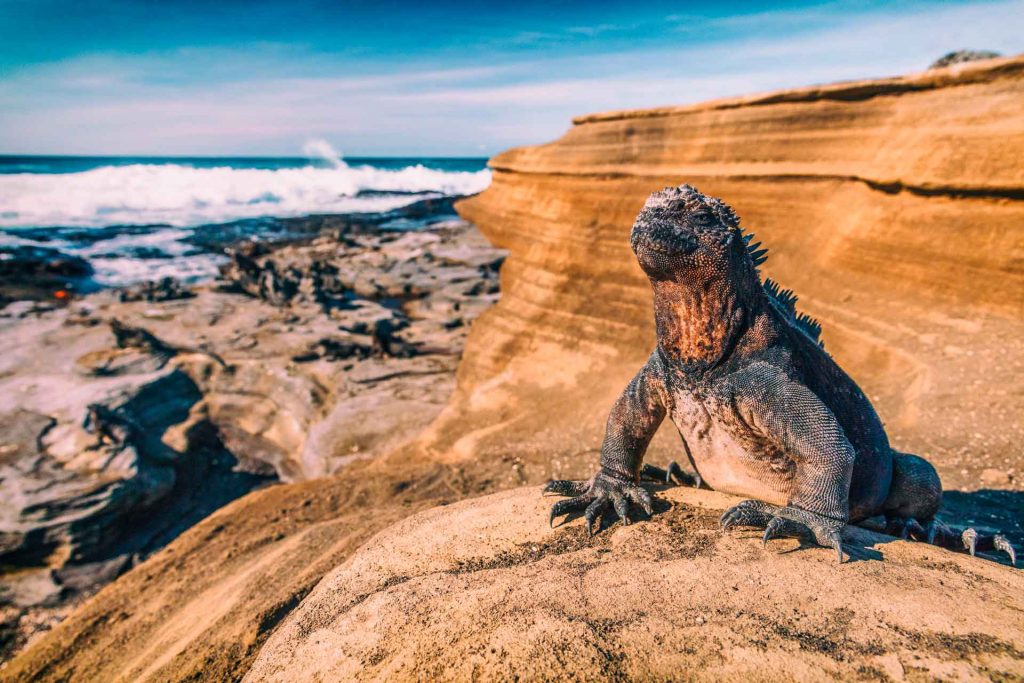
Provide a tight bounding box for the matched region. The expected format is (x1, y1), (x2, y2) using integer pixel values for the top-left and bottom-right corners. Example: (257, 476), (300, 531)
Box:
(245, 486), (1024, 682)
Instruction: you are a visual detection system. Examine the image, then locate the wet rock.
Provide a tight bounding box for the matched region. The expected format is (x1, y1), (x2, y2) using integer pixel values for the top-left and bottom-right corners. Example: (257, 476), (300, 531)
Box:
(0, 218), (504, 661)
(118, 278), (196, 303)
(0, 245), (97, 304)
(7, 224), (170, 247)
(92, 246), (172, 260)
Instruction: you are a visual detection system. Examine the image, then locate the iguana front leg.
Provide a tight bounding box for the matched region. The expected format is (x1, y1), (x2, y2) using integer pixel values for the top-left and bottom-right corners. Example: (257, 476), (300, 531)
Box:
(545, 355), (670, 534)
(719, 368), (854, 561)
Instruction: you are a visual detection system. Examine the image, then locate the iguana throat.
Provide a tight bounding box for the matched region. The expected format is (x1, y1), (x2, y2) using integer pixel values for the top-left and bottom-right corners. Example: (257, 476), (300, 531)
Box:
(650, 278), (754, 371)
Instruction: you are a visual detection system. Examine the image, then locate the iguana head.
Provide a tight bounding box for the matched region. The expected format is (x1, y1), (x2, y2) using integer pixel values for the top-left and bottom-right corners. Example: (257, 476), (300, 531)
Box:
(630, 185), (773, 368)
(630, 184), (757, 282)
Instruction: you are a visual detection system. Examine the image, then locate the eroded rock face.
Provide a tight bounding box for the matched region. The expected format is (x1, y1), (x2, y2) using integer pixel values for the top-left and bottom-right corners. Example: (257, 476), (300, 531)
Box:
(244, 486), (1024, 682)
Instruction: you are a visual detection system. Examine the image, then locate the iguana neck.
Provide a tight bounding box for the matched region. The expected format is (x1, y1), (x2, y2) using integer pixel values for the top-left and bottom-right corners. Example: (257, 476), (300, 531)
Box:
(650, 277), (758, 371)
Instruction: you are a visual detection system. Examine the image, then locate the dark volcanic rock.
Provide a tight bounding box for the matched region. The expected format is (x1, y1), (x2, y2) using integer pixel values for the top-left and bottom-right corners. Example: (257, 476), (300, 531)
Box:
(930, 49), (1001, 69)
(93, 246), (173, 260)
(6, 224), (171, 246)
(118, 277), (196, 303)
(0, 245), (97, 304)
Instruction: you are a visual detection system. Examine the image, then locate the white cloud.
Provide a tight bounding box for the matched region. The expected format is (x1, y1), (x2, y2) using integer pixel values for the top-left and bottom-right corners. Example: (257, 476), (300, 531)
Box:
(0, 0), (1021, 155)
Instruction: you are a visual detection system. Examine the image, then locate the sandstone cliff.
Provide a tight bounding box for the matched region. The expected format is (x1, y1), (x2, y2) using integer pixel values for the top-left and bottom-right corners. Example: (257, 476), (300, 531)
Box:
(5, 56), (1023, 682)
(437, 54), (1024, 491)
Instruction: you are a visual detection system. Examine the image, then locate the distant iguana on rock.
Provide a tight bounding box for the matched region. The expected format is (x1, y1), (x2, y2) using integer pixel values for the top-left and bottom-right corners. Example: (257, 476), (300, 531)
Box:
(110, 319), (228, 368)
(546, 184), (1015, 565)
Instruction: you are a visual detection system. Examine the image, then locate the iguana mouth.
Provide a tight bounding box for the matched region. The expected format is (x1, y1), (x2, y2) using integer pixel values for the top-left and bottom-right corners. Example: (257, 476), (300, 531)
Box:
(632, 232), (699, 257)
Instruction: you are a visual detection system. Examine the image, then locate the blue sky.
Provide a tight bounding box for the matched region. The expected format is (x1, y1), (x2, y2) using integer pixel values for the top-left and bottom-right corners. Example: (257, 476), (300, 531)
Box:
(0, 0), (1020, 156)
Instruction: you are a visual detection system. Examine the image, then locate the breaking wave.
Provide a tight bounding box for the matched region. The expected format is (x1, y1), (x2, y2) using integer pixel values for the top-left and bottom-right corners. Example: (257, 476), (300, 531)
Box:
(0, 157), (491, 229)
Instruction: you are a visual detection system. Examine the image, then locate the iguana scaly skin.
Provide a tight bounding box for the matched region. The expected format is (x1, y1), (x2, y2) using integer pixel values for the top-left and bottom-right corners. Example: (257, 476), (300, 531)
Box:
(545, 185), (1015, 565)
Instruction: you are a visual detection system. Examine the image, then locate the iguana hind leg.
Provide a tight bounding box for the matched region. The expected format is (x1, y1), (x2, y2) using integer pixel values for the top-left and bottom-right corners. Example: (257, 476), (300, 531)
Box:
(880, 452), (1016, 566)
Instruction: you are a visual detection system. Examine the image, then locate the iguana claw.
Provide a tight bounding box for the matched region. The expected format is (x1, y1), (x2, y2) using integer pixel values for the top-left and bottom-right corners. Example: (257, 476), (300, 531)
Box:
(995, 535), (1016, 567)
(722, 499), (846, 563)
(543, 480), (589, 497)
(870, 518), (1017, 566)
(549, 495), (589, 527)
(885, 515), (927, 540)
(963, 528), (978, 556)
(545, 471), (656, 533)
(959, 527), (1018, 566)
(761, 517), (786, 546)
(719, 499), (773, 530)
(584, 498), (610, 536)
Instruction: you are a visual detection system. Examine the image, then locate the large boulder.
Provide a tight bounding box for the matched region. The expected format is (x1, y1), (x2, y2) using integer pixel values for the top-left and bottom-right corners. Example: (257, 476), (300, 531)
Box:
(245, 486), (1024, 682)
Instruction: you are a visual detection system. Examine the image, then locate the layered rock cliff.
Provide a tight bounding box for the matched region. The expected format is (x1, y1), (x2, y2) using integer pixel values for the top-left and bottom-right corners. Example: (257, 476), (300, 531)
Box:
(435, 55), (1024, 491)
(5, 56), (1023, 681)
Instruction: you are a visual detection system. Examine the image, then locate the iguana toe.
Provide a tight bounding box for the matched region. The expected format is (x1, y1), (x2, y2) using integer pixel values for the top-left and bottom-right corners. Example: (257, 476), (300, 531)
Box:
(958, 528), (1014, 565)
(761, 517), (787, 546)
(963, 528), (978, 556)
(723, 500), (846, 562)
(903, 518), (926, 539)
(610, 491), (631, 525)
(719, 500), (773, 530)
(549, 495), (590, 528)
(887, 518), (1016, 566)
(543, 479), (589, 497)
(884, 515), (927, 540)
(994, 535), (1016, 567)
(584, 498), (610, 536)
(623, 483), (654, 517)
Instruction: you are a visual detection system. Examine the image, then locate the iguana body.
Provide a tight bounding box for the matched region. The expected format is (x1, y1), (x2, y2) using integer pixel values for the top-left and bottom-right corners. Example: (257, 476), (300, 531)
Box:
(546, 185), (1014, 564)
(110, 319), (228, 368)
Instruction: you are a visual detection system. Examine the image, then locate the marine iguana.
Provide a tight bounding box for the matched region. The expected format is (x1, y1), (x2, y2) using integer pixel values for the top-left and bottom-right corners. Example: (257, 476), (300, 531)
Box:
(545, 184), (1015, 565)
(83, 403), (141, 452)
(110, 319), (228, 368)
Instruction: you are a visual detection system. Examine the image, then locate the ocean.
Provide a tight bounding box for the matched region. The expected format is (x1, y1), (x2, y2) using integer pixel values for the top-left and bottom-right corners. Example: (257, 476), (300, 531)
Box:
(0, 151), (491, 287)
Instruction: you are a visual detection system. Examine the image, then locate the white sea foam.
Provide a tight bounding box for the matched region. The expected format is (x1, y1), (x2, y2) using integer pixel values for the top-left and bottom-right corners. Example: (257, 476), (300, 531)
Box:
(0, 159), (491, 229)
(89, 250), (228, 286)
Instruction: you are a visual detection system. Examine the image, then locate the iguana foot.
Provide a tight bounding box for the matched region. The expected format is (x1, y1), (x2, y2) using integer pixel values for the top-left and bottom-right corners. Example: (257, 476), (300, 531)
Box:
(884, 516), (1017, 566)
(545, 471), (654, 536)
(719, 499), (774, 529)
(956, 527), (1016, 566)
(720, 500), (845, 563)
(640, 461), (702, 488)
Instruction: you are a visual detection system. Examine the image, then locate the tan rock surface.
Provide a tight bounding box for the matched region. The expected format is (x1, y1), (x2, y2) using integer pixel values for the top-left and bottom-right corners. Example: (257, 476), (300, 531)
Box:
(245, 486), (1024, 682)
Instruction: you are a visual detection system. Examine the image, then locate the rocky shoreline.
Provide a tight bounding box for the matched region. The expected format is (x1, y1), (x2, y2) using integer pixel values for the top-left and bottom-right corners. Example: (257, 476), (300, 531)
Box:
(0, 205), (504, 660)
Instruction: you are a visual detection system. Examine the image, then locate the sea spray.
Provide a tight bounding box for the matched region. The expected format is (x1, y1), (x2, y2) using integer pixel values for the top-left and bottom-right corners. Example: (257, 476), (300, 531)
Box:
(0, 156), (490, 229)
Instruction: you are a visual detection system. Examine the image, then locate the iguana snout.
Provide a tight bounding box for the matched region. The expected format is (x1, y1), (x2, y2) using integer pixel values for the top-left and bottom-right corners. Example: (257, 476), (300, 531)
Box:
(630, 184), (744, 279)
